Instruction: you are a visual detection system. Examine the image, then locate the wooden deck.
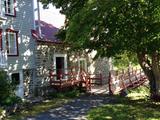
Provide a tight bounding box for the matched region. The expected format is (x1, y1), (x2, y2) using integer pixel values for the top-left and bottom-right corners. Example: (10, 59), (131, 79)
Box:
(49, 67), (148, 94)
(49, 68), (103, 91)
(49, 69), (91, 91)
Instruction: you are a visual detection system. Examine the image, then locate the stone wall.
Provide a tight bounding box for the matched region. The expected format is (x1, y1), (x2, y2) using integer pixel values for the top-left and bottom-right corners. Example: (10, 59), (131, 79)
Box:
(23, 69), (35, 98)
(34, 45), (110, 96)
(87, 51), (109, 84)
(89, 57), (109, 84)
(35, 44), (54, 87)
(68, 51), (110, 84)
(34, 44), (67, 96)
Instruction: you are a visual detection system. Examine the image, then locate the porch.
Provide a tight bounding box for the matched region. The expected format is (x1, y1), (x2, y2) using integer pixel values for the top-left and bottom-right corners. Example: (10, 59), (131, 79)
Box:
(49, 68), (103, 92)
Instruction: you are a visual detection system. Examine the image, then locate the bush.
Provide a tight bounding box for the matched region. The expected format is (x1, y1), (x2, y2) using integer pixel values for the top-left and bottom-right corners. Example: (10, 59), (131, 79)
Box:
(1, 96), (22, 106)
(64, 89), (80, 98)
(0, 71), (19, 106)
(49, 89), (81, 98)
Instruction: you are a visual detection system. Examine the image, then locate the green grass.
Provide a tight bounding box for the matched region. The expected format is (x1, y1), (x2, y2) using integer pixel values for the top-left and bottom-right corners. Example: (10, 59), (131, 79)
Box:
(5, 89), (81, 120)
(49, 89), (81, 98)
(6, 98), (69, 120)
(87, 86), (160, 120)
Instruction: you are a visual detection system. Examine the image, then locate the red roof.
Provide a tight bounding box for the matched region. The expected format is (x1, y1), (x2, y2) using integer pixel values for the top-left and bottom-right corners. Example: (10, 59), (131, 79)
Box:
(31, 20), (63, 44)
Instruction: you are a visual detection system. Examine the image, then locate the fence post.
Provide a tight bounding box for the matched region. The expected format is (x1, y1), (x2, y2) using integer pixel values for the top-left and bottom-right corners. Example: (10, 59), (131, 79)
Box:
(100, 73), (103, 85)
(49, 70), (53, 85)
(108, 71), (113, 95)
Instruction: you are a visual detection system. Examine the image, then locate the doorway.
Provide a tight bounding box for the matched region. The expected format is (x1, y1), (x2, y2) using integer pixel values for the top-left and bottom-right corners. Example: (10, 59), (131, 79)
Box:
(11, 71), (24, 98)
(54, 54), (67, 80)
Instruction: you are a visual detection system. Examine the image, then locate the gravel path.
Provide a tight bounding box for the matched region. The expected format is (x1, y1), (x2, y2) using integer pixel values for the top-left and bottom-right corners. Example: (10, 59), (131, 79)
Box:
(25, 94), (112, 120)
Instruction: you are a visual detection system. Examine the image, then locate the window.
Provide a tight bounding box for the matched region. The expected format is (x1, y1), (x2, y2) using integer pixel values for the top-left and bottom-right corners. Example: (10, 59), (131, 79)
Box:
(6, 29), (18, 56)
(79, 58), (87, 71)
(0, 29), (2, 49)
(4, 0), (16, 16)
(11, 73), (20, 85)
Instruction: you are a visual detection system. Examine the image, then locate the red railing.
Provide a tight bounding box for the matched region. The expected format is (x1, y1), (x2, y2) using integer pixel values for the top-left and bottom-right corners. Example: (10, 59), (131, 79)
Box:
(108, 68), (148, 95)
(49, 68), (91, 91)
(89, 73), (103, 85)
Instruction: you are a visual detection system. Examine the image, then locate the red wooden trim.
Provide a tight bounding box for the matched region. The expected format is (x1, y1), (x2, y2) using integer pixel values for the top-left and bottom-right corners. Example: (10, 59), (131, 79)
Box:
(6, 28), (19, 56)
(31, 29), (64, 45)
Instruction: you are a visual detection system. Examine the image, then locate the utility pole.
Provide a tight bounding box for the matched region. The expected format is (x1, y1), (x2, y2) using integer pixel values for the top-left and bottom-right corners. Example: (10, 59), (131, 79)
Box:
(37, 0), (42, 37)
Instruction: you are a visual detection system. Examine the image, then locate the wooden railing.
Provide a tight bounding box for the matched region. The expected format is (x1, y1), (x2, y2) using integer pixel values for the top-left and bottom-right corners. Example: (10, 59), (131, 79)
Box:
(89, 73), (103, 85)
(49, 66), (106, 92)
(108, 68), (148, 95)
(49, 68), (91, 91)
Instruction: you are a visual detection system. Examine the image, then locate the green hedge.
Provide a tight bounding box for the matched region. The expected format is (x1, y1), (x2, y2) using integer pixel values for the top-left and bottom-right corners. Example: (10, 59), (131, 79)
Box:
(0, 71), (21, 106)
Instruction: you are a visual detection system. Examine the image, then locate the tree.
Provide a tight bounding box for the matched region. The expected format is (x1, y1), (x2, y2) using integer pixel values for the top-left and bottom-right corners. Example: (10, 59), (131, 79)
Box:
(40, 0), (160, 100)
(113, 51), (138, 70)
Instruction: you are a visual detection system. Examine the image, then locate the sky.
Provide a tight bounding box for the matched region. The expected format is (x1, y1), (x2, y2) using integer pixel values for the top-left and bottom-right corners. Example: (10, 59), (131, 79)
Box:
(35, 2), (65, 28)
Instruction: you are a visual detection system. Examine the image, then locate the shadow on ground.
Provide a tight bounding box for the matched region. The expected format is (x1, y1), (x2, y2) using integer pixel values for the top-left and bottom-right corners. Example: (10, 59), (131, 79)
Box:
(25, 94), (114, 120)
(87, 95), (160, 120)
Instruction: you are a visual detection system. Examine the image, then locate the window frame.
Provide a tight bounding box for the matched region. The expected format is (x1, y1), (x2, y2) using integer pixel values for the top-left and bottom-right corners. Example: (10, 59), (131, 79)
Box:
(78, 58), (87, 71)
(6, 28), (19, 56)
(4, 0), (16, 17)
(0, 29), (2, 50)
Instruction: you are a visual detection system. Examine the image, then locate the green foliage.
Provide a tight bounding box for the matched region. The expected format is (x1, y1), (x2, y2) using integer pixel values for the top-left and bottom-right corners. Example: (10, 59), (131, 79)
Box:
(113, 51), (138, 69)
(0, 107), (3, 115)
(40, 0), (160, 97)
(0, 71), (13, 101)
(129, 85), (150, 95)
(41, 0), (160, 57)
(7, 99), (69, 120)
(1, 96), (22, 106)
(49, 89), (81, 98)
(0, 71), (20, 106)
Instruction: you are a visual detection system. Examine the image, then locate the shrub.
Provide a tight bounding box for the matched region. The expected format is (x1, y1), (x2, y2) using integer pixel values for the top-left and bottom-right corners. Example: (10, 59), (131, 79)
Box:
(48, 89), (81, 98)
(0, 71), (19, 106)
(1, 96), (22, 106)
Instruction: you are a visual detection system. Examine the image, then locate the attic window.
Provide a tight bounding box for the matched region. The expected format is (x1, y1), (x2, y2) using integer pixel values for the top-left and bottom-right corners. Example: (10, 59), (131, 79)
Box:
(4, 0), (16, 16)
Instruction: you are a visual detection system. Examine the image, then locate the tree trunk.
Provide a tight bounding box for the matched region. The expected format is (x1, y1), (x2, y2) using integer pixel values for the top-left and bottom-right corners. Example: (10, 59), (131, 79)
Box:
(151, 52), (160, 100)
(137, 52), (160, 101)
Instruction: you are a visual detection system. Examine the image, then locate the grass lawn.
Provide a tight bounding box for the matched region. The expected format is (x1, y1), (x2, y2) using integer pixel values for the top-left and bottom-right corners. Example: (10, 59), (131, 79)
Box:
(6, 89), (81, 120)
(87, 86), (160, 120)
(6, 98), (69, 120)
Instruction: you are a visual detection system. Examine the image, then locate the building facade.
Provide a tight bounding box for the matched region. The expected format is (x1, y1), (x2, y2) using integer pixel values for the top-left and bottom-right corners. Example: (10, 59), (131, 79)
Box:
(0, 0), (36, 98)
(0, 0), (110, 99)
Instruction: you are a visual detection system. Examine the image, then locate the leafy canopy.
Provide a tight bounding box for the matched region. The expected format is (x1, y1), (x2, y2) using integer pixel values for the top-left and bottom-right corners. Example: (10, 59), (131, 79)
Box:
(40, 0), (160, 57)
